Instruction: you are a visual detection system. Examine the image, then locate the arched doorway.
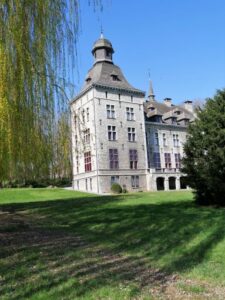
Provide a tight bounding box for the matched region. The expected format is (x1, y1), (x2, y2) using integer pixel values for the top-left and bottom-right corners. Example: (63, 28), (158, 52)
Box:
(180, 176), (188, 189)
(156, 177), (165, 191)
(169, 177), (176, 190)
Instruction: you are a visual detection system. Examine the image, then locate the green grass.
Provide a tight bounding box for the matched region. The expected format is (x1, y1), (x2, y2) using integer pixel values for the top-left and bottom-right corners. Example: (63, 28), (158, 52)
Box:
(1, 188), (225, 299)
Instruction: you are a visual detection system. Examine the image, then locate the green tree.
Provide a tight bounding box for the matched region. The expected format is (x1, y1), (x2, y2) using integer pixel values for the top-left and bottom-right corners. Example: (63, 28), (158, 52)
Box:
(182, 89), (225, 205)
(0, 1), (101, 185)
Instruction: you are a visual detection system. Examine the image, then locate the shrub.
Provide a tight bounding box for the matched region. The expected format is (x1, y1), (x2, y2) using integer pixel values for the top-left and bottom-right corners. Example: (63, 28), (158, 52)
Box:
(111, 183), (122, 194)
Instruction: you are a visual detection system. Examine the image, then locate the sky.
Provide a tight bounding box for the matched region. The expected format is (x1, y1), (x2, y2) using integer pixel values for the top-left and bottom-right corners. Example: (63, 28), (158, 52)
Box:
(74, 0), (225, 104)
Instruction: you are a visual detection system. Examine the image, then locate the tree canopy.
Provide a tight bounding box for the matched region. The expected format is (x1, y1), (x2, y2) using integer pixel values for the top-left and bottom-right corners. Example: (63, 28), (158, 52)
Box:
(0, 1), (100, 185)
(183, 89), (225, 205)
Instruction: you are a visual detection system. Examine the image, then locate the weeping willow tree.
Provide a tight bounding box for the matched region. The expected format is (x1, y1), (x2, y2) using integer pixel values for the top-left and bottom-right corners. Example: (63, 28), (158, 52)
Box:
(0, 1), (100, 185)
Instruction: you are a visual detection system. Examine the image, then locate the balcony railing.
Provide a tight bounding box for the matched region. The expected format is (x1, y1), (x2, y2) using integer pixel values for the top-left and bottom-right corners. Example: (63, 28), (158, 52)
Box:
(149, 168), (181, 173)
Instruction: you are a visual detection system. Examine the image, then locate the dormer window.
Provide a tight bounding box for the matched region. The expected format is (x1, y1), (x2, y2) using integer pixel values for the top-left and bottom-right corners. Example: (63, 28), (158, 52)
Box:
(85, 76), (91, 83)
(148, 106), (155, 111)
(174, 110), (181, 115)
(111, 74), (120, 81)
(106, 49), (111, 57)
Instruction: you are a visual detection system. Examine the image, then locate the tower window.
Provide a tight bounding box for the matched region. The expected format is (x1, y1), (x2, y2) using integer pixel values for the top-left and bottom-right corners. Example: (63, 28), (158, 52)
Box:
(84, 129), (90, 144)
(106, 49), (111, 57)
(129, 149), (138, 169)
(108, 125), (117, 141)
(126, 107), (134, 121)
(128, 127), (136, 142)
(106, 105), (115, 119)
(84, 152), (92, 172)
(109, 149), (119, 169)
(131, 176), (139, 188)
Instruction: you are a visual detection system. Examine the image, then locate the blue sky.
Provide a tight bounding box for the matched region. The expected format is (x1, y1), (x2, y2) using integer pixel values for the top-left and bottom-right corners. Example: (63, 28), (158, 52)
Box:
(74, 0), (225, 104)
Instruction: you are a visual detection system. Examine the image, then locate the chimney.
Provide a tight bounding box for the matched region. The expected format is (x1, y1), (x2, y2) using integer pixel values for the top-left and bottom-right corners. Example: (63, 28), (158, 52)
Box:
(184, 100), (193, 113)
(164, 98), (172, 107)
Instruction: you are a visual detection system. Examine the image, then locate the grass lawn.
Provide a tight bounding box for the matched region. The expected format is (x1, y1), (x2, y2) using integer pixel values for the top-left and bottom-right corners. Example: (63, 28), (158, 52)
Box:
(1, 188), (225, 299)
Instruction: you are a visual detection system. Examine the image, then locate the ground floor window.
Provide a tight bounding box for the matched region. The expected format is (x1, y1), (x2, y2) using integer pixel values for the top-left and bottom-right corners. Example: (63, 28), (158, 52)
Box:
(131, 175), (139, 188)
(85, 178), (88, 190)
(77, 180), (79, 189)
(156, 177), (164, 190)
(90, 178), (92, 190)
(111, 176), (119, 185)
(169, 177), (176, 190)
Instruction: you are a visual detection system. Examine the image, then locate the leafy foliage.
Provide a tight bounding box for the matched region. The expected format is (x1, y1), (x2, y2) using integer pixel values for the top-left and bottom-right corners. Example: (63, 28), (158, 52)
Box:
(182, 89), (225, 205)
(111, 182), (122, 194)
(0, 1), (101, 184)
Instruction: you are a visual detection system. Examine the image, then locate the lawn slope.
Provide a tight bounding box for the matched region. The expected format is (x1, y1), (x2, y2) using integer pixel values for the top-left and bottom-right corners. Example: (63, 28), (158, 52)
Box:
(1, 189), (225, 299)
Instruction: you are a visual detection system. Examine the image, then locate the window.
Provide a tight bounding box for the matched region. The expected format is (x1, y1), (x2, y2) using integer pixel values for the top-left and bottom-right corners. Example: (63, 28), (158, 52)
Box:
(75, 135), (78, 148)
(118, 94), (121, 100)
(131, 95), (133, 102)
(131, 175), (139, 188)
(111, 176), (119, 185)
(164, 153), (172, 169)
(111, 74), (120, 81)
(129, 149), (138, 169)
(126, 107), (134, 121)
(82, 110), (85, 123)
(109, 149), (119, 169)
(173, 134), (179, 147)
(76, 155), (79, 173)
(86, 108), (89, 122)
(85, 178), (88, 190)
(74, 115), (77, 128)
(153, 153), (161, 169)
(175, 153), (181, 169)
(155, 132), (159, 146)
(90, 178), (92, 190)
(163, 133), (167, 146)
(128, 127), (136, 142)
(84, 129), (90, 144)
(105, 91), (108, 99)
(84, 151), (92, 172)
(106, 105), (115, 119)
(108, 125), (117, 141)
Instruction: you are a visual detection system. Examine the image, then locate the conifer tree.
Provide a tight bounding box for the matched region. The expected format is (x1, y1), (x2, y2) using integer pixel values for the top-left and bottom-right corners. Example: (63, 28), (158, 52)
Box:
(182, 89), (225, 205)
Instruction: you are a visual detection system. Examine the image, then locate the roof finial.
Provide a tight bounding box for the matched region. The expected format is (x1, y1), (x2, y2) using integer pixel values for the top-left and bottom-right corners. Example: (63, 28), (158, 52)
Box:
(147, 70), (155, 101)
(100, 24), (104, 39)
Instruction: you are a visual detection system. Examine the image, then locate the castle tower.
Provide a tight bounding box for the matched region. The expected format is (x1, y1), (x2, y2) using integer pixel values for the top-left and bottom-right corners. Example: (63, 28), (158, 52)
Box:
(70, 35), (148, 193)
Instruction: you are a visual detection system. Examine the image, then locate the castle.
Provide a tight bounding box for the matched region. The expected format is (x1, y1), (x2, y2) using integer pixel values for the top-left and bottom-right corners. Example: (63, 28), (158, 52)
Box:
(70, 34), (195, 194)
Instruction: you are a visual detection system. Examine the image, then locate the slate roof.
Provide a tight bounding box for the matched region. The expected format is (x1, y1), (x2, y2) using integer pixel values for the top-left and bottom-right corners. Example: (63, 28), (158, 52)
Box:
(144, 100), (194, 123)
(79, 61), (145, 96)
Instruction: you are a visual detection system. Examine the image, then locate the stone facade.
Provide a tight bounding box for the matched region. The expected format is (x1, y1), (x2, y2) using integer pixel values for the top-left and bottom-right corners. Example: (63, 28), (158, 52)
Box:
(70, 35), (195, 193)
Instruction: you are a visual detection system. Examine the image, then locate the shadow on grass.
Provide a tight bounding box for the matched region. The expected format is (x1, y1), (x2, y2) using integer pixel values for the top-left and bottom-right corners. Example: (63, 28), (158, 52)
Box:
(1, 193), (225, 299)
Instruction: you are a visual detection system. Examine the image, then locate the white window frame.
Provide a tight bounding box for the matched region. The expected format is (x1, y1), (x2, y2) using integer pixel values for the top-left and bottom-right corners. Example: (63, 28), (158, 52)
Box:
(128, 127), (136, 142)
(106, 104), (115, 119)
